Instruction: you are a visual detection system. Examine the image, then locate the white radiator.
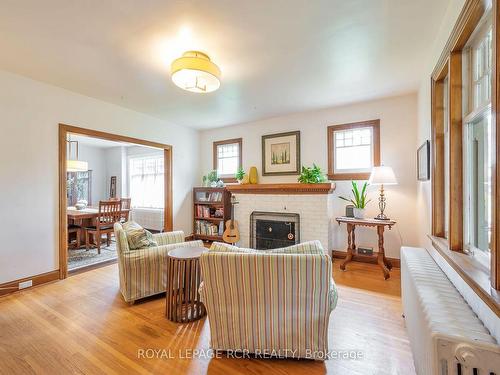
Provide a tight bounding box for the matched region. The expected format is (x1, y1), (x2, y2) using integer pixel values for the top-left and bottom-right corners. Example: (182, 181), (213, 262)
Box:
(130, 208), (164, 231)
(401, 247), (500, 375)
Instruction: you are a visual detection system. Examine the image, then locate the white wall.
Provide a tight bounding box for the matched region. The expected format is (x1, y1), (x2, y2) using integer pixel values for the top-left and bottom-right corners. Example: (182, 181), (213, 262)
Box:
(77, 144), (107, 204)
(199, 93), (419, 258)
(0, 69), (199, 284)
(415, 0), (465, 248)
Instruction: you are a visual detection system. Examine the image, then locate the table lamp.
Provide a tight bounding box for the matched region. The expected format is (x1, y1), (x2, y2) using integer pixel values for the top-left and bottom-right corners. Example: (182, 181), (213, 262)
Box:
(368, 165), (398, 220)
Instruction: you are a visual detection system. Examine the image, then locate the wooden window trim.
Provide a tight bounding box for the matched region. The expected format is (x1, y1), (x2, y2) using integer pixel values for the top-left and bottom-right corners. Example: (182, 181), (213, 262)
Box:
(327, 120), (380, 180)
(430, 0), (499, 296)
(213, 138), (242, 183)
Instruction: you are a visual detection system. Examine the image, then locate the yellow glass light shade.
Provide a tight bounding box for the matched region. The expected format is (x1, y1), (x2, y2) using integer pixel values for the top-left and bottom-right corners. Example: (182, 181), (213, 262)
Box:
(171, 51), (221, 93)
(67, 159), (89, 172)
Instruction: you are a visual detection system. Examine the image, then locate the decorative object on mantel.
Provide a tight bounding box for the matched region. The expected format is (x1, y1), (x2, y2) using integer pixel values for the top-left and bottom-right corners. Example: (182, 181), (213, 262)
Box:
(262, 131), (301, 176)
(297, 164), (327, 184)
(235, 168), (246, 184)
(368, 165), (398, 220)
(226, 182), (335, 195)
(248, 166), (258, 184)
(339, 181), (370, 219)
(417, 140), (430, 181)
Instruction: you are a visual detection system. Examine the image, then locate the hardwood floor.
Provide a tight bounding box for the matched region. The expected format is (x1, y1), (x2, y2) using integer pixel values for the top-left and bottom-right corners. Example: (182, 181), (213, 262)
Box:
(0, 259), (415, 375)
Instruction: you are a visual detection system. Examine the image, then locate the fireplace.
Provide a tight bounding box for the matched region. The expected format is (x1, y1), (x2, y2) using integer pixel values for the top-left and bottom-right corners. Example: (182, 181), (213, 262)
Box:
(250, 211), (300, 250)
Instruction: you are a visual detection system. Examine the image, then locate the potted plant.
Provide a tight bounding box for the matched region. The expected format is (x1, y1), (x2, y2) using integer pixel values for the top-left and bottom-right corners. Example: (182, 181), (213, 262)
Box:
(207, 170), (219, 187)
(297, 164), (327, 183)
(235, 167), (245, 184)
(339, 181), (370, 219)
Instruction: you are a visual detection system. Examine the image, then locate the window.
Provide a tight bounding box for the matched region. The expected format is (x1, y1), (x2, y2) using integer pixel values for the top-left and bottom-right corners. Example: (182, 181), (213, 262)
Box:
(67, 171), (92, 206)
(213, 138), (242, 183)
(463, 19), (493, 254)
(327, 120), (380, 180)
(128, 154), (164, 209)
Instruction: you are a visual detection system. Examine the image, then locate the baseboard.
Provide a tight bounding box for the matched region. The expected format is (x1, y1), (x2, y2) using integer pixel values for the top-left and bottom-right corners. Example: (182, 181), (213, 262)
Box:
(0, 270), (60, 297)
(331, 250), (401, 268)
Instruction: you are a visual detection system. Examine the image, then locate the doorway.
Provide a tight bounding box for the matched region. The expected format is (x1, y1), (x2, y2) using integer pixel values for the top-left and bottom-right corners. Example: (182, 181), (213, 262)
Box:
(58, 124), (173, 278)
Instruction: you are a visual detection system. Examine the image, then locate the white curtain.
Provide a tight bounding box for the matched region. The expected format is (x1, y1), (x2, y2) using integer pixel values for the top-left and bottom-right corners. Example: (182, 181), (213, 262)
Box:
(129, 154), (164, 209)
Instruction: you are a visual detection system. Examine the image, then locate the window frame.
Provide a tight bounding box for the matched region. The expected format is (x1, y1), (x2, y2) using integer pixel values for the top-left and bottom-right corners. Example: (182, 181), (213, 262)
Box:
(327, 119), (381, 180)
(430, 0), (500, 304)
(213, 138), (242, 183)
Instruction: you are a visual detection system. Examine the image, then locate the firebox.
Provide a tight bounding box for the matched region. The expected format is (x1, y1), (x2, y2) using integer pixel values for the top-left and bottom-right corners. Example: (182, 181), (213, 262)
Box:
(250, 211), (300, 250)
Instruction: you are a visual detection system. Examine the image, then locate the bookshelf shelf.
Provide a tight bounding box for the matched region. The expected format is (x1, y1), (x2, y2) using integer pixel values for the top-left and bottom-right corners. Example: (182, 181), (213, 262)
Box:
(193, 187), (231, 244)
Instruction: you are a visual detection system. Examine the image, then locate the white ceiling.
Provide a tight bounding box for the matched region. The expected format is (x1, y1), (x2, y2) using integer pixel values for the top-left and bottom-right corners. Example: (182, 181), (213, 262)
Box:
(0, 0), (450, 129)
(71, 134), (133, 148)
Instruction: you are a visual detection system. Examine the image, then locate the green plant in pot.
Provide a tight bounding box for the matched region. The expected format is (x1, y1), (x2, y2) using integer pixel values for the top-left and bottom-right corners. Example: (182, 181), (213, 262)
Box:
(297, 164), (327, 183)
(207, 170), (219, 187)
(235, 167), (245, 184)
(339, 181), (370, 219)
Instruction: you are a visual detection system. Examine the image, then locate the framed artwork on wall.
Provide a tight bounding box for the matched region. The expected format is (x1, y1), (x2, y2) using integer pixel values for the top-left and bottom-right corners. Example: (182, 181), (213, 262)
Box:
(417, 140), (430, 181)
(109, 176), (117, 198)
(262, 131), (301, 175)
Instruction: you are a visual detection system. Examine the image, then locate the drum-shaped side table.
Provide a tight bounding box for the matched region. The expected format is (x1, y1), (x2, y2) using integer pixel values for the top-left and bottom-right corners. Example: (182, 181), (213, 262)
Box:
(165, 246), (208, 323)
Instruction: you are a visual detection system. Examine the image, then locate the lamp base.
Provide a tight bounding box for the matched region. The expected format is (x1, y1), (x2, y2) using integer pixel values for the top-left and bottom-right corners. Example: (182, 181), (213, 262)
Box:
(374, 213), (391, 220)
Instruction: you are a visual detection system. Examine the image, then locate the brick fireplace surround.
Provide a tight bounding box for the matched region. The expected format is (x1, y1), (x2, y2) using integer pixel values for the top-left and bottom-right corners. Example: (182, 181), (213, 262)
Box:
(226, 183), (336, 255)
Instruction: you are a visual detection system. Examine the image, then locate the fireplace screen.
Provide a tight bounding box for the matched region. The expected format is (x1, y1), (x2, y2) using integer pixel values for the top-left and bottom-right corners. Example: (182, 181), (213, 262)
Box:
(250, 211), (300, 250)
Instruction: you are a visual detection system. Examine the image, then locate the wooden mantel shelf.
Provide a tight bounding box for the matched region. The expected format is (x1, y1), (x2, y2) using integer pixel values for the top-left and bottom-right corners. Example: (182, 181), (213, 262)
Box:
(226, 183), (336, 195)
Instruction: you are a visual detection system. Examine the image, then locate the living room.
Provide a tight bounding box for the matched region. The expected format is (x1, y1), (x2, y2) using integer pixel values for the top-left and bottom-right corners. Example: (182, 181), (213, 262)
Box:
(0, 1), (499, 374)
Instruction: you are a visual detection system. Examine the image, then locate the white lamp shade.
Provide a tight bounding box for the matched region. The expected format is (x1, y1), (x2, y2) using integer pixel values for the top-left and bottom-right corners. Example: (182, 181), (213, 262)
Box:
(368, 166), (397, 185)
(67, 159), (88, 172)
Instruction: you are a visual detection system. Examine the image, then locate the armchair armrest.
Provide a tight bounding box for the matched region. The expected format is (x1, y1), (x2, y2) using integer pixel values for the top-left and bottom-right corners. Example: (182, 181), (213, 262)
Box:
(153, 230), (185, 246)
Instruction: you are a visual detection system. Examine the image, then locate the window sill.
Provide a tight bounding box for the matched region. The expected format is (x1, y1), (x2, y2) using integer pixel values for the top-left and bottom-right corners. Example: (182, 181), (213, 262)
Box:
(327, 172), (371, 181)
(429, 235), (500, 317)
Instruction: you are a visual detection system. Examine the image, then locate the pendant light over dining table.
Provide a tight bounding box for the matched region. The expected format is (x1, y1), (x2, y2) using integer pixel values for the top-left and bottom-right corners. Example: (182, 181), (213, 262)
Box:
(171, 51), (221, 93)
(66, 135), (88, 172)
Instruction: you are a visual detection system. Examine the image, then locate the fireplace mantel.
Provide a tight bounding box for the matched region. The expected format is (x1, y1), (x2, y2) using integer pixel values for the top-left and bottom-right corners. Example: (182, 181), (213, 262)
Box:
(226, 183), (336, 195)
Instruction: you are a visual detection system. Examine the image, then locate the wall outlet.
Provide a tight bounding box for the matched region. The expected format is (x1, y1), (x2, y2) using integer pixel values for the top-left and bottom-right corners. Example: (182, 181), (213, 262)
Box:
(19, 280), (32, 289)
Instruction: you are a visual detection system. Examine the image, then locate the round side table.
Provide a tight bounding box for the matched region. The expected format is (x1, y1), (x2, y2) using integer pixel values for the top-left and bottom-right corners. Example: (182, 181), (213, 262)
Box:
(165, 246), (208, 323)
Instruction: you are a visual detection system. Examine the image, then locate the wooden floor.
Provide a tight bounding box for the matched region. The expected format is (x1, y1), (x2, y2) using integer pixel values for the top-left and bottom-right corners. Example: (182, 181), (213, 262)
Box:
(0, 260), (415, 375)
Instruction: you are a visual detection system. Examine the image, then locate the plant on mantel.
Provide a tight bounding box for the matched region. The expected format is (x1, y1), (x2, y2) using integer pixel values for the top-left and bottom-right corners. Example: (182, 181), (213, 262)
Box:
(297, 164), (327, 184)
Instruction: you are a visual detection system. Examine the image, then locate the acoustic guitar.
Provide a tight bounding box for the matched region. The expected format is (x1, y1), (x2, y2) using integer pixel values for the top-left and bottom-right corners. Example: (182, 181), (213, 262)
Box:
(222, 195), (240, 244)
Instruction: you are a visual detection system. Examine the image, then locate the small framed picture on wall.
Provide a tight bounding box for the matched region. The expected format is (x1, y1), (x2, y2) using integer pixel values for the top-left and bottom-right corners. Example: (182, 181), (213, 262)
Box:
(417, 140), (430, 181)
(262, 131), (301, 176)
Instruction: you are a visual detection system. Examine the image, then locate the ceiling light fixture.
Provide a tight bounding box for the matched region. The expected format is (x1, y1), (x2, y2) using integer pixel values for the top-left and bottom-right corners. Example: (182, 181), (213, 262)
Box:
(67, 136), (88, 172)
(171, 51), (221, 93)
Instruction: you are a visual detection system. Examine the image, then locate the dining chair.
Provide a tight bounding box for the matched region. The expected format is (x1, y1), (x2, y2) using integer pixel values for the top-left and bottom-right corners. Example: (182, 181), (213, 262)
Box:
(85, 200), (121, 254)
(68, 224), (81, 249)
(120, 198), (132, 223)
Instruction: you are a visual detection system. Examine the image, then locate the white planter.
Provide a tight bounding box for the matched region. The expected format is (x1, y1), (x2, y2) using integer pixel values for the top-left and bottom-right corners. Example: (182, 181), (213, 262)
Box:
(353, 208), (366, 219)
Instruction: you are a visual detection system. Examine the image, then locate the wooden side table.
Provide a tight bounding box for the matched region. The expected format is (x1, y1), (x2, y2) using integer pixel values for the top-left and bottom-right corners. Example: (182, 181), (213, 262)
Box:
(166, 246), (208, 323)
(335, 217), (396, 280)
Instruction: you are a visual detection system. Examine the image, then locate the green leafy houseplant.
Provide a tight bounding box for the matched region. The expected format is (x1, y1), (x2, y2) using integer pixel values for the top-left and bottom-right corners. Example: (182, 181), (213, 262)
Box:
(339, 181), (370, 209)
(235, 167), (245, 182)
(297, 164), (327, 184)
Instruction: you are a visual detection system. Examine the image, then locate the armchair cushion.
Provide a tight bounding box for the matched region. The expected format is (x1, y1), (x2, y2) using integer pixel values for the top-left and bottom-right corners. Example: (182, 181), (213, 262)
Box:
(122, 221), (157, 250)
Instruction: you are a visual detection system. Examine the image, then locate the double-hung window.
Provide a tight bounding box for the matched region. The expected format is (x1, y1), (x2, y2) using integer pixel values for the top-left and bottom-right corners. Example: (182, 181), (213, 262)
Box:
(213, 138), (242, 183)
(128, 154), (164, 209)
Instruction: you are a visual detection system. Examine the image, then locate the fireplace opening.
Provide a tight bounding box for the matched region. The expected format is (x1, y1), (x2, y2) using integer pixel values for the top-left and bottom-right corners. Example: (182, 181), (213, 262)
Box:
(250, 211), (300, 250)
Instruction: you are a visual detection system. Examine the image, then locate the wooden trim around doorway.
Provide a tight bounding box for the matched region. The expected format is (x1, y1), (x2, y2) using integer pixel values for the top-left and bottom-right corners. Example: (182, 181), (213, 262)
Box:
(59, 124), (173, 279)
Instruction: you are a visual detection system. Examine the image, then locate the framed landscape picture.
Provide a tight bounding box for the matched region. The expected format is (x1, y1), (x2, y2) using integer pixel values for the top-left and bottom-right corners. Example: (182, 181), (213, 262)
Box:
(417, 140), (430, 181)
(262, 131), (300, 175)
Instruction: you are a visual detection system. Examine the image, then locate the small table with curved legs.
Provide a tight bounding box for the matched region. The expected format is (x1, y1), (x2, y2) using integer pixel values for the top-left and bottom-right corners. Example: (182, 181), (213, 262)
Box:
(335, 217), (396, 280)
(165, 246), (208, 323)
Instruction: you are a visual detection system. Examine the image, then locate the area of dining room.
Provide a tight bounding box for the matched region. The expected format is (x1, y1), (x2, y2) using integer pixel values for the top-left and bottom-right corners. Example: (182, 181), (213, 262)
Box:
(65, 130), (167, 272)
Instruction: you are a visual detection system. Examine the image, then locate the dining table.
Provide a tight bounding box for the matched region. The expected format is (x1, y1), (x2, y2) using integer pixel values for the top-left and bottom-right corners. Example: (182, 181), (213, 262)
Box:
(67, 206), (130, 248)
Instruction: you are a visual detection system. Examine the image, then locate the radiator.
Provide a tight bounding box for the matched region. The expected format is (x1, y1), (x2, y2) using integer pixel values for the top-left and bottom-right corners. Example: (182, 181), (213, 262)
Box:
(130, 208), (164, 231)
(401, 247), (500, 375)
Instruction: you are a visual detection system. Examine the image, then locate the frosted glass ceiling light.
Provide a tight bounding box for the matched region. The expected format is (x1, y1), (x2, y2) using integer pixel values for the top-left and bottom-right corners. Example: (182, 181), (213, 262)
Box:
(171, 51), (221, 93)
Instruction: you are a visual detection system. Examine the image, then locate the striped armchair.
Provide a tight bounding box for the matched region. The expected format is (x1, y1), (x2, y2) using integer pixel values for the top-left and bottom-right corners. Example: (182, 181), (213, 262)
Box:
(114, 223), (203, 303)
(199, 241), (337, 360)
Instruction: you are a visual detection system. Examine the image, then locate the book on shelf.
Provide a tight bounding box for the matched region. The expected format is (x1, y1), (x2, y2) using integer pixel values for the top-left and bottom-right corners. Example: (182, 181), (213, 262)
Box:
(195, 205), (224, 218)
(194, 220), (220, 237)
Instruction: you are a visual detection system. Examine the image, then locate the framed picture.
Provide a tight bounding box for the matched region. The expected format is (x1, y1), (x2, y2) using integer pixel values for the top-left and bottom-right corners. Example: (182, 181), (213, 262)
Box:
(262, 131), (301, 175)
(417, 140), (430, 181)
(109, 176), (117, 198)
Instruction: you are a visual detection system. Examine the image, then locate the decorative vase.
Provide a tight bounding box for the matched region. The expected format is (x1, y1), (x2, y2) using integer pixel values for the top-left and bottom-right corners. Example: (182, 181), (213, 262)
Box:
(353, 208), (365, 219)
(210, 181), (217, 188)
(249, 166), (258, 184)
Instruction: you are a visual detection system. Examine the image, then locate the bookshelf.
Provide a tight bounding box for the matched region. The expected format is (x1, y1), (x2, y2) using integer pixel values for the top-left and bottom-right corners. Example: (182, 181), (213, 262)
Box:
(193, 187), (231, 244)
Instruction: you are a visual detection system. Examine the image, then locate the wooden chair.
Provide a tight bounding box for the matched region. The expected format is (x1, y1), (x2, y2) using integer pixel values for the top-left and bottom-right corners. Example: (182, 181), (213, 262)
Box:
(68, 224), (81, 249)
(120, 198), (131, 223)
(85, 200), (121, 254)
